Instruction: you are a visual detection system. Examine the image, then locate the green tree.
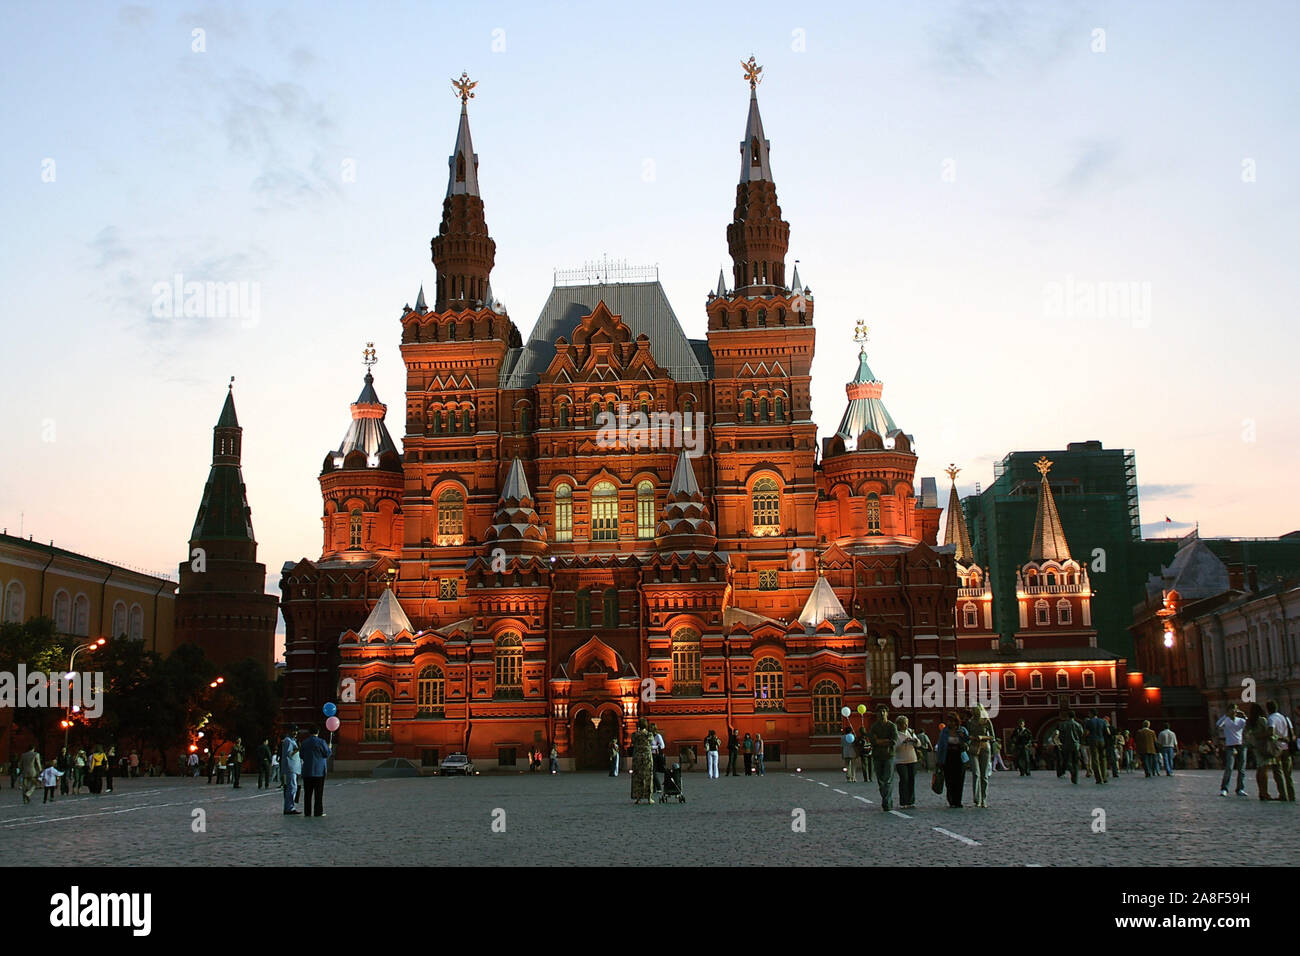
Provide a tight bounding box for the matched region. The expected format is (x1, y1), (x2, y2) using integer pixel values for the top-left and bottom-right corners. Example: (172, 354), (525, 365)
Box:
(0, 617), (72, 744)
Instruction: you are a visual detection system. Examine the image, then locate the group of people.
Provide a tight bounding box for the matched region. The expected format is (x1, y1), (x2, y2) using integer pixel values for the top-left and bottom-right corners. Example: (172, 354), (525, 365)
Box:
(278, 724), (333, 817)
(11, 744), (116, 804)
(1215, 701), (1295, 801)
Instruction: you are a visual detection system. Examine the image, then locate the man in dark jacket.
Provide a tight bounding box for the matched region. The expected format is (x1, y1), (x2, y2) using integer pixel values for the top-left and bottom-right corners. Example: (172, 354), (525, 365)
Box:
(256, 739), (273, 789)
(299, 726), (332, 818)
(1058, 711), (1085, 785)
(230, 738), (245, 788)
(725, 726), (739, 777)
(1012, 720), (1034, 776)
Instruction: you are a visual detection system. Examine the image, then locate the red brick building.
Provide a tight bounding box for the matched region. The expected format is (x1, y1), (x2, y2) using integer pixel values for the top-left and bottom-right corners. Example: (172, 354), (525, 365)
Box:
(281, 67), (968, 771)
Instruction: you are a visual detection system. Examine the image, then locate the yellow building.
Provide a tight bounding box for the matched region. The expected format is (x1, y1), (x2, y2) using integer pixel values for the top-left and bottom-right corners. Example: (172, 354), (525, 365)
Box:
(0, 532), (176, 656)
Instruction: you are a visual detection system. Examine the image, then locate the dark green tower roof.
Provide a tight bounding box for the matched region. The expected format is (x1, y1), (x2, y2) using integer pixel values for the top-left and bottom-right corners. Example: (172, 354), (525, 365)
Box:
(190, 386), (255, 543)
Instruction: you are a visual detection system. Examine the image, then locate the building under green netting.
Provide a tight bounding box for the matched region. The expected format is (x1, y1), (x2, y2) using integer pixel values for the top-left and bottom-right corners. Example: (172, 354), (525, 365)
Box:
(963, 441), (1140, 659)
(963, 440), (1300, 663)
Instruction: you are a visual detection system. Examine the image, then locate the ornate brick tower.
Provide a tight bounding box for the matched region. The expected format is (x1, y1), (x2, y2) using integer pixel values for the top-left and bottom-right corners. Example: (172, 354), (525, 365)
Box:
(175, 382), (279, 676)
(946, 464), (996, 650)
(431, 73), (496, 312)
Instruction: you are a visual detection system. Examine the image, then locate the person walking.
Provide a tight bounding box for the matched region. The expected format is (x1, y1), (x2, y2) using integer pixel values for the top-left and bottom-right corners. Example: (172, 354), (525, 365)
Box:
(74, 749), (88, 793)
(936, 715), (969, 808)
(608, 739), (620, 777)
(1246, 703), (1284, 801)
(128, 750), (140, 778)
(230, 738), (245, 788)
(270, 751), (280, 784)
(105, 746), (116, 793)
(894, 715), (920, 809)
(916, 728), (932, 772)
(725, 725), (740, 777)
(17, 745), (41, 805)
(39, 763), (64, 803)
(842, 726), (858, 782)
(56, 747), (71, 795)
(299, 726), (332, 817)
(1057, 712), (1084, 785)
(87, 745), (107, 795)
(187, 750), (199, 778)
(1265, 700), (1295, 801)
(281, 725), (301, 815)
(754, 732), (765, 776)
(967, 705), (995, 807)
(549, 744), (559, 774)
(1084, 710), (1109, 785)
(1011, 720), (1033, 776)
(1135, 721), (1158, 777)
(869, 705), (899, 812)
(704, 729), (721, 779)
(631, 718), (654, 804)
(1217, 704), (1248, 797)
(1156, 724), (1178, 776)
(256, 739), (272, 789)
(742, 733), (754, 776)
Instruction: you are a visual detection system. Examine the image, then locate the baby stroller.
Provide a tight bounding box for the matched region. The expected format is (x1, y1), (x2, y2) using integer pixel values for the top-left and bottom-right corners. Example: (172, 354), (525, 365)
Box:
(660, 763), (685, 803)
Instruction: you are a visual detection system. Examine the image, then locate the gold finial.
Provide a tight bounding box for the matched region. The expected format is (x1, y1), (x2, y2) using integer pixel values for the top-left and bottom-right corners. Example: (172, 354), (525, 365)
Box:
(945, 463), (960, 482)
(363, 342), (377, 371)
(742, 56), (763, 91)
(1035, 456), (1053, 477)
(853, 320), (869, 347)
(452, 72), (477, 105)
(228, 375), (234, 391)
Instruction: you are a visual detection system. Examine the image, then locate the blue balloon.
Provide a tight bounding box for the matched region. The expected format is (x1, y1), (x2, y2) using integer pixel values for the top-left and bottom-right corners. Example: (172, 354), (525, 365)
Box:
(322, 702), (337, 717)
(844, 733), (855, 744)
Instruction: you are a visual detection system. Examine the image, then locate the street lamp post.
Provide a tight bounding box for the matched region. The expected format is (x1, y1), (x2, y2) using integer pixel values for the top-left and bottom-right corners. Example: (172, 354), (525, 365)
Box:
(63, 637), (106, 751)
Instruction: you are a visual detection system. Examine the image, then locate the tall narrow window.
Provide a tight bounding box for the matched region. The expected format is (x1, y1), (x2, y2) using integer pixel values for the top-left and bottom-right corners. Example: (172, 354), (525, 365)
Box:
(349, 509), (363, 548)
(417, 666), (445, 715)
(812, 680), (842, 735)
(518, 406), (530, 433)
(53, 590), (71, 633)
(364, 689), (392, 741)
(963, 602), (978, 628)
(112, 601), (128, 639)
(72, 594), (89, 636)
(495, 633), (523, 698)
(1057, 599), (1072, 625)
(554, 484), (573, 542)
(592, 481), (619, 541)
(462, 409), (472, 432)
(557, 404), (568, 429)
(437, 489), (464, 546)
(1030, 671), (1043, 690)
(744, 398), (754, 423)
(752, 477), (780, 536)
(775, 395), (785, 421)
(575, 589), (591, 628)
(431, 410), (441, 434)
(603, 588), (620, 627)
(1056, 670), (1069, 689)
(2, 582), (23, 623)
(1035, 599), (1050, 626)
(671, 627), (701, 695)
(591, 400), (601, 424)
(636, 480), (655, 539)
(866, 493), (881, 534)
(682, 399), (694, 436)
(129, 605), (144, 640)
(754, 658), (785, 710)
(759, 397), (769, 420)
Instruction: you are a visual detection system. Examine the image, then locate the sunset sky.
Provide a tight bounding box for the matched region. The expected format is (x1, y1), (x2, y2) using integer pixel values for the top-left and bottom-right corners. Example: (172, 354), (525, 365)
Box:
(3, 1), (1297, 650)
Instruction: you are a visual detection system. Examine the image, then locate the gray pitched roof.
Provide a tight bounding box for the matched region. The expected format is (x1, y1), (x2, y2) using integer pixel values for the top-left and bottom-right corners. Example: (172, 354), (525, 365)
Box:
(500, 280), (710, 388)
(739, 90), (774, 183)
(1146, 537), (1230, 601)
(447, 105), (480, 198)
(668, 450), (701, 497)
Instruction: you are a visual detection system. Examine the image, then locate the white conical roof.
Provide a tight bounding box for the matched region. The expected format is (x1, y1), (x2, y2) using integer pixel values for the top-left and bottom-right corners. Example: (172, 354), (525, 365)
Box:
(357, 588), (413, 639)
(797, 574), (848, 628)
(668, 450), (701, 497)
(501, 457), (531, 501)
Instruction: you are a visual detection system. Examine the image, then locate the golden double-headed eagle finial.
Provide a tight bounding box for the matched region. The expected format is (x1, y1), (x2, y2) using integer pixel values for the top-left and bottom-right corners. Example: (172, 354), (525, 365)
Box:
(742, 56), (762, 91)
(1035, 456), (1053, 477)
(945, 463), (961, 482)
(363, 342), (377, 370)
(452, 72), (477, 105)
(853, 320), (869, 346)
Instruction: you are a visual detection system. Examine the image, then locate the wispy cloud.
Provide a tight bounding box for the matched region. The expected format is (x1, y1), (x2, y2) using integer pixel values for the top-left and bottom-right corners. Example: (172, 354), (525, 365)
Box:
(1140, 483), (1196, 500)
(1058, 139), (1120, 193)
(927, 1), (1079, 80)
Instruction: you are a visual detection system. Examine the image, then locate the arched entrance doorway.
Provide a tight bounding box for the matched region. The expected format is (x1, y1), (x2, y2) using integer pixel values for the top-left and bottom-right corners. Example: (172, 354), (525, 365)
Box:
(572, 709), (619, 771)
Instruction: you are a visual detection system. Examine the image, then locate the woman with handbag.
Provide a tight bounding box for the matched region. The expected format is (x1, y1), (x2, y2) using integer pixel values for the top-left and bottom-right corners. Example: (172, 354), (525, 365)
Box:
(1247, 703), (1285, 801)
(936, 713), (970, 808)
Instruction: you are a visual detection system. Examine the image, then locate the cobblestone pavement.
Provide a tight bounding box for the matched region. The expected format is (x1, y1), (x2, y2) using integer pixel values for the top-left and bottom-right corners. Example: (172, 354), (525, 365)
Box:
(1, 767), (1294, 866)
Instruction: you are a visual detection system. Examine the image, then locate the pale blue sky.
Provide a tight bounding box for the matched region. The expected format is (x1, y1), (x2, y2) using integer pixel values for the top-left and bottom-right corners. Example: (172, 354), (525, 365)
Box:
(2, 0), (1298, 609)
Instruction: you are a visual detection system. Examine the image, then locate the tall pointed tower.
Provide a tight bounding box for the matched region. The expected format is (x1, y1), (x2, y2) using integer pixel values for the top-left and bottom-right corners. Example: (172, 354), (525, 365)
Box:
(1013, 457), (1096, 648)
(945, 464), (995, 648)
(175, 381), (279, 676)
(431, 73), (496, 311)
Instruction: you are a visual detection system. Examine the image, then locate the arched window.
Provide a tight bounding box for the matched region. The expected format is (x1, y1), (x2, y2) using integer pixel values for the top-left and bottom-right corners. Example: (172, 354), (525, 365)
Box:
(867, 635), (894, 696)
(744, 398), (754, 423)
(3, 581), (24, 623)
(349, 509), (363, 548)
(1082, 669), (1095, 689)
(812, 680), (842, 735)
(962, 602), (978, 628)
(1057, 599), (1072, 625)
(554, 484), (573, 542)
(495, 633), (523, 698)
(1056, 669), (1069, 689)
(751, 477), (780, 536)
(53, 590), (71, 633)
(1046, 571), (1057, 587)
(636, 480), (655, 539)
(518, 405), (531, 433)
(1003, 671), (1017, 691)
(417, 665), (446, 715)
(759, 397), (769, 421)
(671, 627), (701, 695)
(363, 689), (391, 741)
(683, 399), (695, 436)
(462, 408), (472, 432)
(591, 481), (618, 541)
(591, 400), (601, 424)
(437, 489), (464, 546)
(1030, 670), (1043, 690)
(112, 601), (128, 639)
(775, 395), (785, 422)
(575, 589), (591, 628)
(72, 593), (89, 636)
(431, 408), (442, 434)
(557, 404), (568, 429)
(603, 588), (620, 627)
(866, 493), (881, 534)
(754, 658), (784, 710)
(1035, 599), (1050, 625)
(129, 605), (144, 641)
